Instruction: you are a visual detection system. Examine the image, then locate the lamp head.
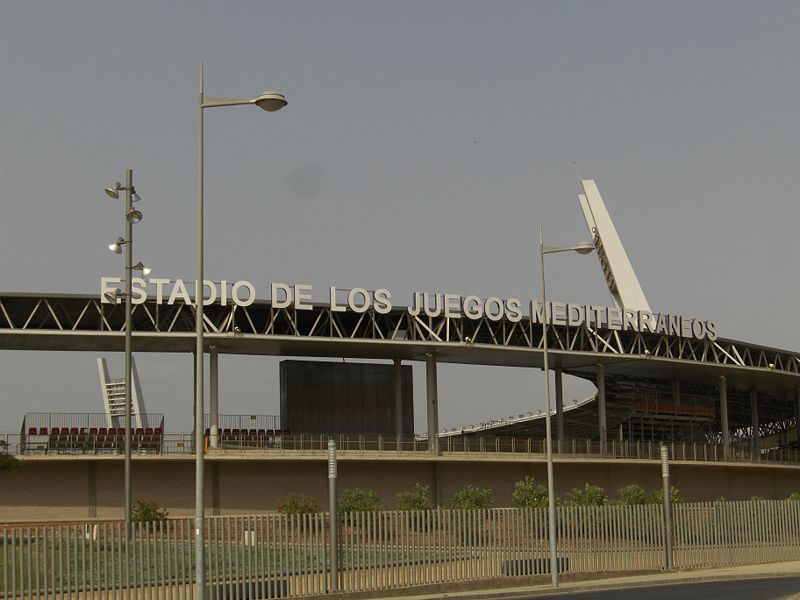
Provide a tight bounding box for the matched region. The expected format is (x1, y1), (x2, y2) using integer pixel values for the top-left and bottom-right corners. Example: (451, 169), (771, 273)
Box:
(573, 241), (595, 255)
(104, 183), (122, 199)
(127, 209), (143, 224)
(254, 91), (287, 112)
(133, 261), (152, 276)
(107, 237), (125, 254)
(104, 289), (123, 304)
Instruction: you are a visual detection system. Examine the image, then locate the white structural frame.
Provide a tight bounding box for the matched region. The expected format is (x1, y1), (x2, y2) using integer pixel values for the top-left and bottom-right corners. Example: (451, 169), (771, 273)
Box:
(578, 179), (652, 312)
(97, 356), (148, 429)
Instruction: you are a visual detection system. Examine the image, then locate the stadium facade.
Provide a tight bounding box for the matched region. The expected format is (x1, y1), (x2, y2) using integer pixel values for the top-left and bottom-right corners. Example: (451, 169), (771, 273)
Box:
(1, 180), (799, 520)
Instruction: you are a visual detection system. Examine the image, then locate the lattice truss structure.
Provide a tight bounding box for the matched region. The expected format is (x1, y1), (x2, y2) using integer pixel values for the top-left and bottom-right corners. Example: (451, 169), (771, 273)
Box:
(2, 294), (799, 372)
(2, 293), (799, 444)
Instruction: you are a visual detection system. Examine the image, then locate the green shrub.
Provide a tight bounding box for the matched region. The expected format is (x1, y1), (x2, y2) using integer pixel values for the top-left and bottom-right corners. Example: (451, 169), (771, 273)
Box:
(788, 492), (800, 502)
(512, 476), (548, 508)
(278, 493), (320, 515)
(132, 500), (168, 523)
(339, 488), (381, 512)
(566, 483), (607, 506)
(451, 485), (493, 510)
(0, 454), (23, 471)
(617, 484), (647, 505)
(750, 495), (766, 501)
(649, 486), (681, 505)
(396, 483), (432, 511)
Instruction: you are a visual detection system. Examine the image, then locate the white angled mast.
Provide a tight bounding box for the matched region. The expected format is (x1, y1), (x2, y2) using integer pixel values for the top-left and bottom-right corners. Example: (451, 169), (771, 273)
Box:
(578, 179), (652, 313)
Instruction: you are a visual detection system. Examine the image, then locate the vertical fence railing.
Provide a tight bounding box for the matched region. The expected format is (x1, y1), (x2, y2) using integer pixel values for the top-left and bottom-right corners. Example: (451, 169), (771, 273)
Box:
(2, 500), (799, 598)
(672, 500), (800, 569)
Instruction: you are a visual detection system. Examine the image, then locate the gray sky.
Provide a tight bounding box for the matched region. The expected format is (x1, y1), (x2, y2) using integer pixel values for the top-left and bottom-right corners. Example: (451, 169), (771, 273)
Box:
(2, 1), (799, 433)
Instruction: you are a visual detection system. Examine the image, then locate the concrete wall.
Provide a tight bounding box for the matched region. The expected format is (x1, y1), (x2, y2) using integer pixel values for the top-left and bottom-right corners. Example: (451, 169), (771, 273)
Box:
(2, 456), (799, 522)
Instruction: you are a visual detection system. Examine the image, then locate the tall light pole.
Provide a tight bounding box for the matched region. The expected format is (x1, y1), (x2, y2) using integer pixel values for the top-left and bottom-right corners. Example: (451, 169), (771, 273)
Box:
(539, 225), (593, 588)
(195, 63), (287, 599)
(104, 169), (147, 536)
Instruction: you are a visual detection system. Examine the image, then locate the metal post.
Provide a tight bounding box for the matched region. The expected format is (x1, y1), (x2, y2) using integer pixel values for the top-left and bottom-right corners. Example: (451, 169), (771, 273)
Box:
(750, 389), (760, 460)
(328, 440), (338, 592)
(210, 347), (219, 449)
(393, 358), (403, 437)
(597, 363), (607, 453)
(795, 388), (800, 444)
(719, 376), (729, 458)
(425, 352), (439, 455)
(555, 367), (564, 444)
(539, 226), (558, 588)
(123, 168), (133, 538)
(660, 444), (673, 568)
(195, 62), (207, 600)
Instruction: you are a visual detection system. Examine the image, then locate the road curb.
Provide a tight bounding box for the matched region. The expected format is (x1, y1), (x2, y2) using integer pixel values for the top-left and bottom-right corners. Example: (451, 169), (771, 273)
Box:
(301, 562), (800, 600)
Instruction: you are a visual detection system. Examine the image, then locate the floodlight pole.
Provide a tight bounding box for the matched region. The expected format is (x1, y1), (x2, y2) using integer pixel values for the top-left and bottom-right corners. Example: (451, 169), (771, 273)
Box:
(195, 64), (206, 600)
(539, 227), (595, 589)
(123, 168), (134, 539)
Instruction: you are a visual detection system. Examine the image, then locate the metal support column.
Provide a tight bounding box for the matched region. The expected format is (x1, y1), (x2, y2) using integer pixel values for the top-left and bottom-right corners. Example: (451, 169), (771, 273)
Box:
(210, 347), (219, 449)
(719, 376), (729, 458)
(750, 389), (760, 460)
(393, 358), (403, 437)
(795, 388), (800, 443)
(555, 367), (564, 444)
(425, 352), (440, 455)
(597, 363), (607, 452)
(672, 379), (681, 406)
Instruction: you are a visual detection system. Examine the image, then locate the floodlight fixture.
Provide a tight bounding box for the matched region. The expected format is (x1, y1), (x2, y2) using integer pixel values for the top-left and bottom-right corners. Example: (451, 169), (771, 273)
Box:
(105, 183), (122, 199)
(126, 209), (143, 224)
(108, 237), (126, 254)
(133, 261), (151, 276)
(104, 289), (123, 304)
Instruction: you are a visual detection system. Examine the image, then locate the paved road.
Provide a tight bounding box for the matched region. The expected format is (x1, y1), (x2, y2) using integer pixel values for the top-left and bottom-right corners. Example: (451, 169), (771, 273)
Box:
(509, 576), (800, 600)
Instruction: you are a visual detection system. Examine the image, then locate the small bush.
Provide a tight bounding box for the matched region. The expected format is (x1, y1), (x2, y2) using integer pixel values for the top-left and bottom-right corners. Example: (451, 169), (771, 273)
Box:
(451, 485), (493, 510)
(566, 483), (607, 506)
(788, 492), (800, 502)
(0, 454), (23, 471)
(132, 500), (168, 523)
(750, 495), (766, 501)
(396, 483), (432, 511)
(512, 476), (548, 508)
(339, 488), (381, 512)
(649, 486), (681, 505)
(278, 493), (320, 515)
(617, 484), (647, 505)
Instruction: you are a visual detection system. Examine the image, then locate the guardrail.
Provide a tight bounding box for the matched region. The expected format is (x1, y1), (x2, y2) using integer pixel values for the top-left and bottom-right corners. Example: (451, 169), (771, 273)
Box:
(2, 432), (799, 466)
(2, 500), (799, 598)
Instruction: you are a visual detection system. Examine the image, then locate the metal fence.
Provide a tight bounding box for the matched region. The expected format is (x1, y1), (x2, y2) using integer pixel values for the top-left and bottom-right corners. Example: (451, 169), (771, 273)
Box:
(3, 500), (800, 599)
(3, 431), (800, 466)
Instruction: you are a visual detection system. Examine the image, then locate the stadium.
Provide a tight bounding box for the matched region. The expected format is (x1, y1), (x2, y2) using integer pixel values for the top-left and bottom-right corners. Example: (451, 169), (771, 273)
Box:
(1, 180), (799, 521)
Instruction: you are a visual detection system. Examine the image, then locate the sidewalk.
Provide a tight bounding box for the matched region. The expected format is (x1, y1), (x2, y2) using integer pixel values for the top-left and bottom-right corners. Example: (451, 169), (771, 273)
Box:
(307, 561), (800, 600)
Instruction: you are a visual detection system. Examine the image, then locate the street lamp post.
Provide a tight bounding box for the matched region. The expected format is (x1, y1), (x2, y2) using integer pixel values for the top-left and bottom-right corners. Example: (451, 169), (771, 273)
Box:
(195, 63), (287, 600)
(539, 225), (594, 588)
(104, 169), (146, 536)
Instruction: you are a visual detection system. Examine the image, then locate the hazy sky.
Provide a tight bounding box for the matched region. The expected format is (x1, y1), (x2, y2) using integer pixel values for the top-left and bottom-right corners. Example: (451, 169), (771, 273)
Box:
(2, 1), (799, 434)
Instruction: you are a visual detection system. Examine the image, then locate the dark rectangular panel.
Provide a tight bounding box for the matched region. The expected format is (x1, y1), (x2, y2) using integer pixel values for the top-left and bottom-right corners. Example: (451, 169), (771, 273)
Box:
(279, 360), (413, 435)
